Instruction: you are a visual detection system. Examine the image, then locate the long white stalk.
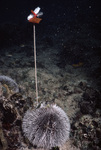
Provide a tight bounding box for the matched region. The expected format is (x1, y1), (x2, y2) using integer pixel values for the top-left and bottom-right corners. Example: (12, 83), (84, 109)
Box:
(33, 24), (38, 105)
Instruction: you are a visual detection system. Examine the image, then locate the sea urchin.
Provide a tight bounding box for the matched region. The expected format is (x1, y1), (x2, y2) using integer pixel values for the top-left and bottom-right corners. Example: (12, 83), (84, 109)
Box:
(22, 104), (70, 149)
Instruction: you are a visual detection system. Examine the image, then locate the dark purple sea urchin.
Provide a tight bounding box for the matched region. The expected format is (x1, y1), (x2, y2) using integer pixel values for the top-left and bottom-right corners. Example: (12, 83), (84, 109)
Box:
(22, 104), (70, 149)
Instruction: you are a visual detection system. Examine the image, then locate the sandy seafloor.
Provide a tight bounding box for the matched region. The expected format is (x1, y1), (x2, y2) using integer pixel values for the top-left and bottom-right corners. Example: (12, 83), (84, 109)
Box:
(0, 11), (101, 150)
